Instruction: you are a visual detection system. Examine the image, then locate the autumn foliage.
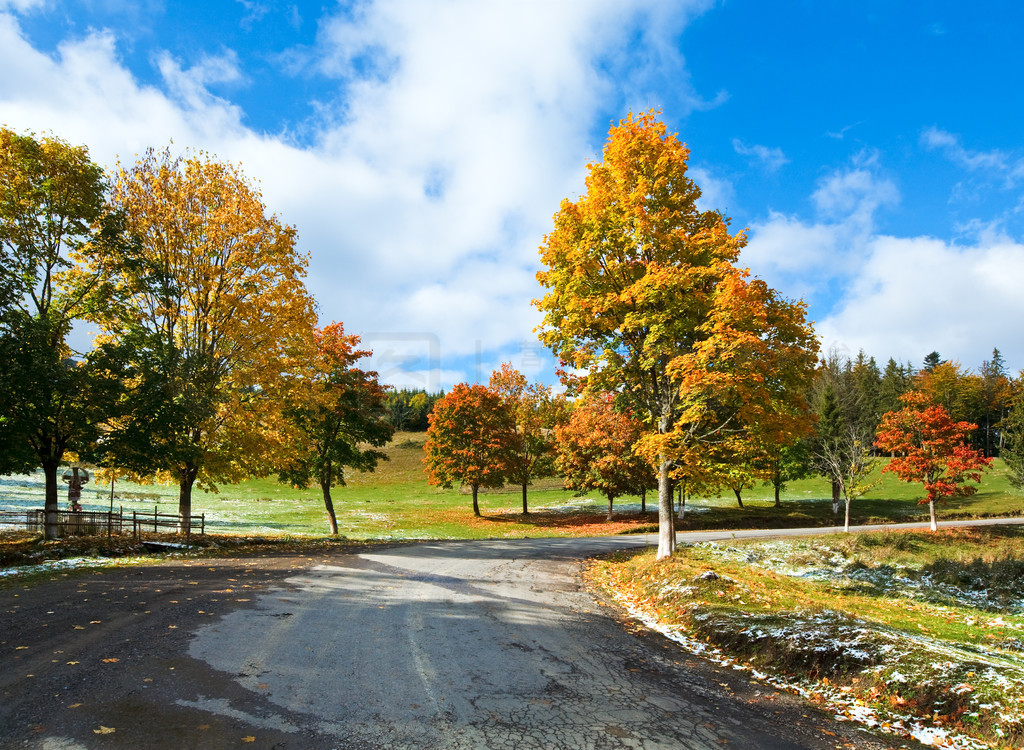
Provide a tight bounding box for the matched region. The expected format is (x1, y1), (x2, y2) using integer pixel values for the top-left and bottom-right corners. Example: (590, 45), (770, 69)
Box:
(554, 395), (649, 520)
(535, 110), (817, 558)
(875, 391), (992, 530)
(79, 147), (316, 529)
(278, 322), (393, 535)
(424, 383), (513, 517)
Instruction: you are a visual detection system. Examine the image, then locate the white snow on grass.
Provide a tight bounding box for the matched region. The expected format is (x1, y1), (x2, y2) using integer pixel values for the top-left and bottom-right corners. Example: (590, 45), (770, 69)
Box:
(603, 537), (1024, 748)
(606, 587), (997, 750)
(0, 555), (157, 578)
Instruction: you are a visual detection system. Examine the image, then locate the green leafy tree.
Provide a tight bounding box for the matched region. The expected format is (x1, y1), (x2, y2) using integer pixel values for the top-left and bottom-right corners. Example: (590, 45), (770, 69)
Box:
(878, 357), (913, 416)
(757, 438), (812, 508)
(1001, 381), (1024, 489)
(0, 128), (113, 538)
(535, 111), (818, 558)
(277, 323), (394, 535)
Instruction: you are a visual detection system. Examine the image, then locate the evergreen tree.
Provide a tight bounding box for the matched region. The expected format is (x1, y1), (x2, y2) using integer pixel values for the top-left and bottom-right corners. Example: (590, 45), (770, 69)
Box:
(922, 351), (943, 372)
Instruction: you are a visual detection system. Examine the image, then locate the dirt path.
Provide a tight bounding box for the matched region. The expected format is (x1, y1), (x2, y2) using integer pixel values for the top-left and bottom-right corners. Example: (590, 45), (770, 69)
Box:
(0, 535), (925, 749)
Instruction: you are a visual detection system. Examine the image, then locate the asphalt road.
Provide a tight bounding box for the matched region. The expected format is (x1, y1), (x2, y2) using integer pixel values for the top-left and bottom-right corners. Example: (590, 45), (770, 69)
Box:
(0, 524), (953, 750)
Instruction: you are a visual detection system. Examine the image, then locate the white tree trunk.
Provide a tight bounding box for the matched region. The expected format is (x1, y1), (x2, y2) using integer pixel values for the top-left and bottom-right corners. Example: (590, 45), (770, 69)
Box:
(656, 457), (675, 559)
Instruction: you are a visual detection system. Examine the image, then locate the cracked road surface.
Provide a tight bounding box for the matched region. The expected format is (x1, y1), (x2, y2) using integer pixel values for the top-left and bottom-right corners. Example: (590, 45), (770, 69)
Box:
(1, 535), (920, 749)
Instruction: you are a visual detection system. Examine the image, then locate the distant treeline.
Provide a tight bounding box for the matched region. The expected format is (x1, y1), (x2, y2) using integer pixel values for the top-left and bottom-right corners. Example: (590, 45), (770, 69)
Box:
(384, 389), (444, 431)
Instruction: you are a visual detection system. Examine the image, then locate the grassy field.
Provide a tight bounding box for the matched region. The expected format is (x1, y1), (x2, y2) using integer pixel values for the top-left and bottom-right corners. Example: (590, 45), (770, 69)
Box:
(587, 526), (1024, 749)
(0, 431), (1021, 539)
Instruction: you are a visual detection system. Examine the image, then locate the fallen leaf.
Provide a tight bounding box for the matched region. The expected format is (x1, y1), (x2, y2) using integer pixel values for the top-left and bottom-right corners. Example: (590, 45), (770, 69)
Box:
(93, 726), (116, 734)
(102, 658), (119, 663)
(257, 683), (269, 690)
(66, 661), (80, 665)
(241, 736), (255, 742)
(68, 703), (82, 708)
(197, 724), (210, 730)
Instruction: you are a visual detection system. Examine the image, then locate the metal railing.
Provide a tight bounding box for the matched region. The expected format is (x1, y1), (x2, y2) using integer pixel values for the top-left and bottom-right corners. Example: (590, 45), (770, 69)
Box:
(0, 508), (204, 538)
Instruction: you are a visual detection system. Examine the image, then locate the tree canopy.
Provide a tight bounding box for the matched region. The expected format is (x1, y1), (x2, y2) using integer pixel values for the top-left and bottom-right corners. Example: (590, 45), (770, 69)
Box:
(77, 147), (316, 530)
(535, 110), (818, 558)
(875, 391), (991, 531)
(277, 323), (393, 535)
(0, 128), (115, 538)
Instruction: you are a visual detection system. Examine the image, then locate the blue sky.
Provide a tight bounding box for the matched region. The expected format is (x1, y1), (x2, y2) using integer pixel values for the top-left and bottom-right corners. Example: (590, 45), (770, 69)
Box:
(2, 0), (1022, 388)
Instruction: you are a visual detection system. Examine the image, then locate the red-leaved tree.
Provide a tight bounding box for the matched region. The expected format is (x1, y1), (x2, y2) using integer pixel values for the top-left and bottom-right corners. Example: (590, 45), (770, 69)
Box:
(489, 363), (561, 515)
(423, 383), (512, 517)
(554, 395), (648, 521)
(875, 391), (992, 531)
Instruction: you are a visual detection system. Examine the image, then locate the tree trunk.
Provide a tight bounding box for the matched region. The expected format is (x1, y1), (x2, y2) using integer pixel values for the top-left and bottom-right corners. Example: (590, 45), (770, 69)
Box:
(831, 479), (841, 516)
(322, 481), (339, 535)
(774, 483), (781, 507)
(929, 499), (937, 531)
(606, 493), (614, 521)
(678, 486), (687, 520)
(521, 482), (529, 515)
(844, 495), (851, 533)
(656, 457), (675, 559)
(733, 488), (743, 508)
(178, 466), (198, 535)
(640, 488), (646, 514)
(472, 484), (480, 517)
(42, 457), (60, 540)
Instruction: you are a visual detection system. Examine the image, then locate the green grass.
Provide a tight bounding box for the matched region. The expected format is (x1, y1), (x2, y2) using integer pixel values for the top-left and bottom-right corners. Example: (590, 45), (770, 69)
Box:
(1, 433), (1021, 540)
(587, 526), (1024, 748)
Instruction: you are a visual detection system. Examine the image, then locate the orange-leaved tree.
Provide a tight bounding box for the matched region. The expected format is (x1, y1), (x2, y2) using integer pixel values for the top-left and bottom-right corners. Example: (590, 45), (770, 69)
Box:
(874, 391), (992, 531)
(488, 363), (561, 515)
(277, 322), (394, 535)
(554, 395), (648, 521)
(78, 147), (316, 532)
(423, 383), (513, 517)
(535, 111), (818, 558)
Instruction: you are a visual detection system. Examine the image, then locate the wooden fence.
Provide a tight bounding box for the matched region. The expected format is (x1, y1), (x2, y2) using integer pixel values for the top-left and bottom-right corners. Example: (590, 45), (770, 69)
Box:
(0, 508), (204, 538)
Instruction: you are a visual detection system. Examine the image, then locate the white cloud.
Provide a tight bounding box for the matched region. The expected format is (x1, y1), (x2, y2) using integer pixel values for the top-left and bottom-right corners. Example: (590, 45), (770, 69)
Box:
(818, 234), (1024, 372)
(811, 157), (898, 222)
(732, 138), (789, 172)
(921, 126), (1024, 183)
(0, 0), (43, 12)
(0, 1), (714, 387)
(741, 155), (1024, 372)
(741, 158), (899, 304)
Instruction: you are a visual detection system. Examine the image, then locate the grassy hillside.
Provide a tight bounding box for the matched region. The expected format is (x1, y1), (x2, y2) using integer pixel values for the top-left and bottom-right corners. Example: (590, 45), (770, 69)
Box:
(0, 432), (1020, 539)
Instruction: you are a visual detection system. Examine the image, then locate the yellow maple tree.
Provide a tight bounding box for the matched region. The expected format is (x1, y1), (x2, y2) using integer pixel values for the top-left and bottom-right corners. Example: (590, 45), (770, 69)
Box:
(535, 111), (818, 558)
(78, 147), (316, 529)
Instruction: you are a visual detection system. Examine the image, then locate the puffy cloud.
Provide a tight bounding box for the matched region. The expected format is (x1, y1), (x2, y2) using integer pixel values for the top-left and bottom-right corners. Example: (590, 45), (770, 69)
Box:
(817, 234), (1024, 371)
(742, 153), (1022, 372)
(0, 1), (715, 388)
(741, 157), (898, 305)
